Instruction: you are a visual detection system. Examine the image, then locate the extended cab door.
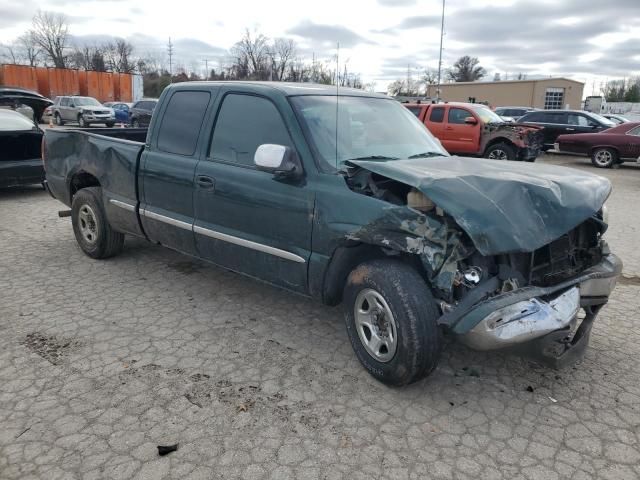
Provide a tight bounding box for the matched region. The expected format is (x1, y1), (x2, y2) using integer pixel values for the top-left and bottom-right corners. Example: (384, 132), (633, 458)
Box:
(138, 89), (214, 256)
(193, 92), (314, 292)
(442, 106), (480, 154)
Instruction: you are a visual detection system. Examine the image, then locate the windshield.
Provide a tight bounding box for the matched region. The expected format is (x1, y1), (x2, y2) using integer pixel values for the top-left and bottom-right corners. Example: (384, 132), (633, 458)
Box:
(290, 95), (448, 171)
(0, 109), (36, 131)
(73, 97), (101, 107)
(588, 112), (616, 127)
(472, 106), (505, 124)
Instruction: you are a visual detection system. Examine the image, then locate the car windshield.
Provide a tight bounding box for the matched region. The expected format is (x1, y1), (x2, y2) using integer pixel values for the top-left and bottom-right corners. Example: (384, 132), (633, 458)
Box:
(290, 95), (448, 171)
(588, 112), (616, 127)
(73, 97), (101, 106)
(472, 106), (504, 124)
(0, 109), (36, 131)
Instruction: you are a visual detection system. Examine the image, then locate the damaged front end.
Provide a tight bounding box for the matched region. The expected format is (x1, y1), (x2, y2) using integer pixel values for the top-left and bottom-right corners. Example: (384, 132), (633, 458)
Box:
(343, 158), (622, 367)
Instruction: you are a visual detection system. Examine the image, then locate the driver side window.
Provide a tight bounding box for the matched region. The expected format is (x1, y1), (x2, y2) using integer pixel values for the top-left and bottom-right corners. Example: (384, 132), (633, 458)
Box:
(448, 107), (472, 125)
(210, 94), (293, 167)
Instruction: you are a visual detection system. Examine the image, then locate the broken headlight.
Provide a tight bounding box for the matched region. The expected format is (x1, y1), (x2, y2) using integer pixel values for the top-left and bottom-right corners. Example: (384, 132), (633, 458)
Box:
(601, 203), (609, 226)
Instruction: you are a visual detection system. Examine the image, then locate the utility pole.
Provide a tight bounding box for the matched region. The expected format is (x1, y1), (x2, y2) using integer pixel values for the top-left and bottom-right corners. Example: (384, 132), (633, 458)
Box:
(167, 37), (174, 82)
(436, 0), (445, 101)
(203, 59), (208, 80)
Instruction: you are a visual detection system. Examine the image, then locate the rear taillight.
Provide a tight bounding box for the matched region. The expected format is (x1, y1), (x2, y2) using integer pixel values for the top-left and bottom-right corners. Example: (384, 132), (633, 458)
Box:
(41, 135), (47, 170)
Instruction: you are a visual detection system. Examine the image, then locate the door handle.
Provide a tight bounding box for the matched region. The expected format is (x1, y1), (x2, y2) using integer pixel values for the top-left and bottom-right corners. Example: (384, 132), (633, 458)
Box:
(196, 175), (215, 190)
(566, 128), (575, 131)
(446, 126), (454, 130)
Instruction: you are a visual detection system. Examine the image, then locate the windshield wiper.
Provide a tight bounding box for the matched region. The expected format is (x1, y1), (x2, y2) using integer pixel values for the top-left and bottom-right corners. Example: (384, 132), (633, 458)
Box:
(407, 151), (445, 159)
(344, 155), (399, 161)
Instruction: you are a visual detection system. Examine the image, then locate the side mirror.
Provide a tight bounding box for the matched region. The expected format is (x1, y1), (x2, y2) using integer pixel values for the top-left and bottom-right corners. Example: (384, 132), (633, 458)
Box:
(464, 116), (478, 125)
(69, 103), (75, 108)
(254, 144), (302, 180)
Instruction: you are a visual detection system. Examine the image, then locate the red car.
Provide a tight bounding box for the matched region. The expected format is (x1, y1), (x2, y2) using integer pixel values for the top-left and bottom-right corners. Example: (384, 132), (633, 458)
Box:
(555, 121), (640, 168)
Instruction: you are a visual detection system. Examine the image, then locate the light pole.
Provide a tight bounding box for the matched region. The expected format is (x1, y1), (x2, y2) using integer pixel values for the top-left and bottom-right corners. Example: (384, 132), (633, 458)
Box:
(436, 0), (445, 101)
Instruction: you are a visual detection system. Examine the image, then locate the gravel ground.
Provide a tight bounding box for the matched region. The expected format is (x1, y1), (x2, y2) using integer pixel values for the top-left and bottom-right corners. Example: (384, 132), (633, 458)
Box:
(1, 153), (639, 480)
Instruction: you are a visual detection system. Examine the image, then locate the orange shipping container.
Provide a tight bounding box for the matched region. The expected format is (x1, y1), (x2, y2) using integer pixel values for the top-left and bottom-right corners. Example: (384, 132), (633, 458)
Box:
(0, 64), (38, 91)
(116, 73), (132, 102)
(78, 70), (88, 96)
(99, 72), (115, 102)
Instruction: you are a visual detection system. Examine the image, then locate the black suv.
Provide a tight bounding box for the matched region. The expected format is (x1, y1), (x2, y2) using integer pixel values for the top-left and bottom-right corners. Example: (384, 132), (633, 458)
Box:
(128, 99), (158, 127)
(517, 110), (615, 150)
(494, 106), (537, 121)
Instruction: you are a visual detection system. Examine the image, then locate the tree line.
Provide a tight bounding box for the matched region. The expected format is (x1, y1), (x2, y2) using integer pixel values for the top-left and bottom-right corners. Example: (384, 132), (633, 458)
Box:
(602, 77), (640, 103)
(0, 11), (371, 98)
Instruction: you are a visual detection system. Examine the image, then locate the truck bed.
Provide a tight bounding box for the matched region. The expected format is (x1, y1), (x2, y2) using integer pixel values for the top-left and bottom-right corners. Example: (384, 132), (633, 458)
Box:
(44, 128), (148, 237)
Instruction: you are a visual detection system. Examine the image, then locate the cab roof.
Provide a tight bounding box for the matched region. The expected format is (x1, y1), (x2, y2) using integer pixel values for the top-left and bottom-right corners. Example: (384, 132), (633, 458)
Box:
(167, 81), (387, 98)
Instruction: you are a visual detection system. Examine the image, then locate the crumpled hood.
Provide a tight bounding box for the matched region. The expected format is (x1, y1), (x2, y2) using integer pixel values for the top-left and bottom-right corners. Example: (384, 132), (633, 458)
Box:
(350, 156), (611, 255)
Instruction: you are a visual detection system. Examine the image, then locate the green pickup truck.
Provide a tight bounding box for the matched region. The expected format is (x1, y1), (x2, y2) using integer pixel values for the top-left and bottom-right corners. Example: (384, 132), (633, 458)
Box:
(44, 82), (622, 386)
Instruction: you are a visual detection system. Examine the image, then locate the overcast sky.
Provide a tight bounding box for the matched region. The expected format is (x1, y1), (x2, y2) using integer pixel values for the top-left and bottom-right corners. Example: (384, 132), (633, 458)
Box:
(1, 0), (639, 92)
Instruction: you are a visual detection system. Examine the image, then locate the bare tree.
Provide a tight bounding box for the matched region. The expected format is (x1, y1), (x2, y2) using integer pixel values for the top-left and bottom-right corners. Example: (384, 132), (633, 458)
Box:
(269, 38), (296, 81)
(447, 56), (486, 82)
(422, 67), (438, 86)
(230, 29), (270, 80)
(104, 39), (135, 73)
(0, 43), (19, 64)
(17, 33), (41, 66)
(30, 10), (69, 68)
(70, 44), (107, 71)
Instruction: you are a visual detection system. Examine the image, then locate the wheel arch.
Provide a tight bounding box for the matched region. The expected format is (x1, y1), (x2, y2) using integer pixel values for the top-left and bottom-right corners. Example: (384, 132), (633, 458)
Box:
(483, 137), (517, 154)
(321, 242), (425, 306)
(69, 170), (101, 200)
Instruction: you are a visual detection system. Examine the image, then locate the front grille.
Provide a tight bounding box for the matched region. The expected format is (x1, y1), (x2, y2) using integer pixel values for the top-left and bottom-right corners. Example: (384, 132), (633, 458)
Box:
(529, 219), (603, 287)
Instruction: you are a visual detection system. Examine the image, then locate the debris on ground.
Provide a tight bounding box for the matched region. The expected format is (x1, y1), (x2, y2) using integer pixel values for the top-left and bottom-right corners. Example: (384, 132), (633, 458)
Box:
(157, 444), (178, 456)
(526, 386), (534, 393)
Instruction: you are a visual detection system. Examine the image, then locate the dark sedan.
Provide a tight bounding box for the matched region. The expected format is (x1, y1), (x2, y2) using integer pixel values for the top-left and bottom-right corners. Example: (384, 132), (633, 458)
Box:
(128, 99), (158, 127)
(0, 109), (44, 188)
(517, 109), (615, 150)
(555, 121), (640, 168)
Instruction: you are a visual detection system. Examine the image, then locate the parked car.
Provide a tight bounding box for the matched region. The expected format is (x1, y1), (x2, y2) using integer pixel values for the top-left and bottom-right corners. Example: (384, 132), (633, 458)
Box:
(52, 96), (115, 127)
(405, 102), (543, 161)
(128, 99), (158, 127)
(104, 102), (133, 124)
(0, 86), (52, 123)
(555, 121), (640, 168)
(494, 106), (537, 121)
(602, 114), (630, 125)
(0, 109), (44, 188)
(44, 82), (621, 386)
(517, 109), (615, 150)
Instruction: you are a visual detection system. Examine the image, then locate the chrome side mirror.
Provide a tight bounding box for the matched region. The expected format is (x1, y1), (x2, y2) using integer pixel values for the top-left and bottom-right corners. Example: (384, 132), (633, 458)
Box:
(254, 144), (302, 180)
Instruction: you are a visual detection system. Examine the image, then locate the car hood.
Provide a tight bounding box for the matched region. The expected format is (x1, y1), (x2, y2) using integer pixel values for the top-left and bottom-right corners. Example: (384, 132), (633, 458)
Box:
(349, 156), (611, 255)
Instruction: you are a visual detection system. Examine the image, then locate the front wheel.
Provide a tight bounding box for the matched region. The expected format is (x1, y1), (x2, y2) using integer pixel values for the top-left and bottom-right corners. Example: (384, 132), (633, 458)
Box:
(484, 142), (516, 160)
(591, 148), (617, 168)
(343, 259), (442, 386)
(106, 122), (115, 127)
(71, 187), (124, 259)
(55, 113), (64, 126)
(78, 114), (88, 128)
(132, 119), (140, 128)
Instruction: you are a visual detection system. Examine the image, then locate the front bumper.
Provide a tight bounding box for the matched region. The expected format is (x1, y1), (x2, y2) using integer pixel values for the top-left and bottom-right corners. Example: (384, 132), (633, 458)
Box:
(83, 114), (115, 122)
(518, 146), (541, 161)
(0, 159), (45, 188)
(452, 253), (622, 364)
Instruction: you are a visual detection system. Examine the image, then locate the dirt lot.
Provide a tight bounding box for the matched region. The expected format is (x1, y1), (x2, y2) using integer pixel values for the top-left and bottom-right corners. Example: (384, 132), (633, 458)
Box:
(1, 154), (639, 480)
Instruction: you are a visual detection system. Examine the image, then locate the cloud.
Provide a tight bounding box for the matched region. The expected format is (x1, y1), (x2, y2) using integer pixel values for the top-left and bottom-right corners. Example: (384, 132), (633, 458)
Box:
(0, 3), (35, 28)
(287, 20), (376, 48)
(376, 0), (417, 6)
(374, 15), (440, 34)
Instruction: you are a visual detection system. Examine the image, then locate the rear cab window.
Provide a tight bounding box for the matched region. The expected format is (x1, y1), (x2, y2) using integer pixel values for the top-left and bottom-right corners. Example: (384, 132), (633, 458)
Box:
(429, 107), (445, 123)
(156, 90), (211, 156)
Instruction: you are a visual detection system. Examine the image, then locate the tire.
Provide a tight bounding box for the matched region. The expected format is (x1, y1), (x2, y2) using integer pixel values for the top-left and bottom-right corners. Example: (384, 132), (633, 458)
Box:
(343, 259), (442, 386)
(106, 122), (115, 128)
(591, 148), (617, 168)
(71, 187), (124, 259)
(78, 114), (87, 128)
(55, 113), (64, 126)
(484, 142), (516, 160)
(132, 119), (140, 128)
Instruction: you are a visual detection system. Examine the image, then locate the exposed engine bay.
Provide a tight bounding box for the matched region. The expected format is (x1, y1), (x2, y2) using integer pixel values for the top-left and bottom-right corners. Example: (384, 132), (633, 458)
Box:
(344, 166), (607, 311)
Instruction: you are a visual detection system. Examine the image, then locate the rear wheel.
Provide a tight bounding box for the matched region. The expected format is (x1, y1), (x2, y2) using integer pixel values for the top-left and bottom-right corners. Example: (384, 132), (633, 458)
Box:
(71, 187), (124, 259)
(343, 259), (442, 386)
(55, 113), (64, 126)
(484, 142), (516, 160)
(591, 148), (617, 168)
